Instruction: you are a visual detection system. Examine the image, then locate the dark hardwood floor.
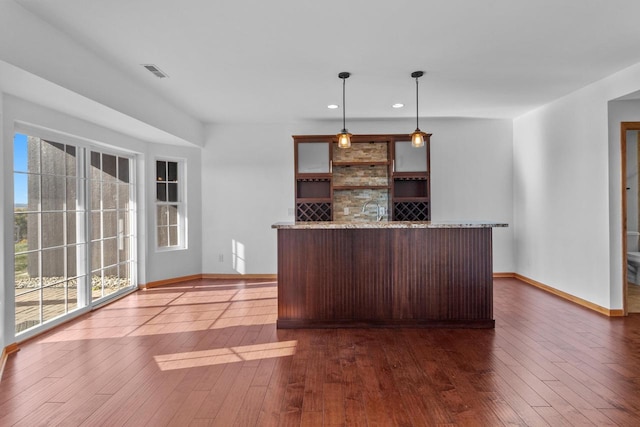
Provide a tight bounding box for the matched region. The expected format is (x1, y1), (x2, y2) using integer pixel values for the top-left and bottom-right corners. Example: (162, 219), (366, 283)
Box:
(2, 277), (640, 426)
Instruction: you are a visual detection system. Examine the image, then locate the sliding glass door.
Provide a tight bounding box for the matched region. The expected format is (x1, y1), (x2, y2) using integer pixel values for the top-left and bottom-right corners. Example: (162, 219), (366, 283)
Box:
(13, 133), (136, 335)
(89, 151), (134, 301)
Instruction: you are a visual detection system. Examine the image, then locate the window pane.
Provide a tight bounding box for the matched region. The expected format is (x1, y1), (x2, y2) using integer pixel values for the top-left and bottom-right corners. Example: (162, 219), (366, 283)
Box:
(102, 154), (117, 181)
(168, 205), (178, 226)
(167, 161), (178, 182)
(43, 283), (66, 322)
(66, 145), (77, 177)
(90, 151), (101, 180)
(91, 181), (101, 210)
(14, 208), (28, 243)
(158, 226), (168, 247)
(14, 247), (34, 287)
(103, 183), (117, 209)
(14, 173), (28, 208)
(103, 238), (117, 268)
(66, 178), (78, 211)
(104, 265), (119, 297)
(118, 211), (130, 236)
(117, 262), (131, 289)
(14, 133), (36, 173)
(41, 141), (66, 176)
(168, 183), (178, 202)
(42, 247), (65, 279)
(157, 206), (168, 226)
(118, 157), (129, 183)
(68, 279), (78, 308)
(67, 245), (78, 278)
(42, 176), (66, 211)
(27, 174), (41, 212)
(91, 271), (103, 301)
(15, 290), (40, 334)
(91, 241), (102, 271)
(118, 184), (130, 210)
(156, 183), (167, 201)
(66, 212), (78, 244)
(91, 212), (101, 240)
(156, 161), (167, 181)
(103, 211), (117, 238)
(169, 226), (178, 246)
(24, 213), (40, 251)
(41, 213), (64, 249)
(119, 237), (130, 263)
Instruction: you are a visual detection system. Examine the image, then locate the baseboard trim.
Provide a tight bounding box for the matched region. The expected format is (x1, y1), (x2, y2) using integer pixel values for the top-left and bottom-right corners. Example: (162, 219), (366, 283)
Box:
(493, 272), (516, 278)
(140, 273), (278, 289)
(514, 273), (625, 317)
(140, 274), (204, 289)
(202, 274), (277, 280)
(0, 343), (20, 382)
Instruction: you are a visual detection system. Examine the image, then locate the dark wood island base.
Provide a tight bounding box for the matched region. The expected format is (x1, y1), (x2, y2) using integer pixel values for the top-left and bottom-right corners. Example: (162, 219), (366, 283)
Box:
(273, 221), (507, 329)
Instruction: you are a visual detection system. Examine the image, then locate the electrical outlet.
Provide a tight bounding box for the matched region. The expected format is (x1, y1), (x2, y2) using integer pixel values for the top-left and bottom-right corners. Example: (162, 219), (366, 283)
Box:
(218, 254), (224, 262)
(288, 208), (294, 216)
(379, 207), (386, 216)
(344, 207), (350, 215)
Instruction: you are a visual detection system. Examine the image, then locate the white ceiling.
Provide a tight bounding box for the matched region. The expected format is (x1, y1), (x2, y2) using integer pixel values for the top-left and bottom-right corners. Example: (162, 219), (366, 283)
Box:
(14, 0), (640, 124)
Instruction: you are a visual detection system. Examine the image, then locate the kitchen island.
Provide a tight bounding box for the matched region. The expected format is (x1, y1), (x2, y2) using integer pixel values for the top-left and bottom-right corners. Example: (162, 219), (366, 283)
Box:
(272, 221), (507, 329)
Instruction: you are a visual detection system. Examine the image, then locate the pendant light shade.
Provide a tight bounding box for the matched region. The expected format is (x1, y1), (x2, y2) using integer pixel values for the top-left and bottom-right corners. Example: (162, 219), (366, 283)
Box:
(337, 72), (351, 149)
(410, 71), (426, 148)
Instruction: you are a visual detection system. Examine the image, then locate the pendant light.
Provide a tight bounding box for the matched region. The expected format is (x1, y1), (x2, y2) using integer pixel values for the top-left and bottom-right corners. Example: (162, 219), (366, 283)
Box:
(410, 71), (426, 148)
(337, 72), (352, 148)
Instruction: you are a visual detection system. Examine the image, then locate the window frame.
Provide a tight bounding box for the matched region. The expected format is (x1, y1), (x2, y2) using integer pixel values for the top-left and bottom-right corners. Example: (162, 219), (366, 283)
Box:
(154, 157), (187, 251)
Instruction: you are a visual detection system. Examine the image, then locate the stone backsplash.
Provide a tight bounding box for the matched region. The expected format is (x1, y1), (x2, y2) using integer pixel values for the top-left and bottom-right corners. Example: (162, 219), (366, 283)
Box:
(332, 141), (390, 222)
(333, 142), (388, 162)
(333, 165), (388, 187)
(334, 189), (389, 222)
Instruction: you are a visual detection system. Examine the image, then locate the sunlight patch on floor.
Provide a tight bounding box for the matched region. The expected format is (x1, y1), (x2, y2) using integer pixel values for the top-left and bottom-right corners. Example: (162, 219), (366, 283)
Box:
(154, 340), (297, 371)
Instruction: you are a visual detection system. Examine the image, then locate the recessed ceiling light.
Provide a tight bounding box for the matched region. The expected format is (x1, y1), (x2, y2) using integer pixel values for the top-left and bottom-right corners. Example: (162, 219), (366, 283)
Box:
(327, 104), (339, 109)
(392, 103), (404, 108)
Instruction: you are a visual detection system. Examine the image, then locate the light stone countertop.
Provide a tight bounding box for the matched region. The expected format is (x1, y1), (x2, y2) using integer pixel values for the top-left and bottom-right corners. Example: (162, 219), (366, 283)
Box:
(272, 221), (508, 229)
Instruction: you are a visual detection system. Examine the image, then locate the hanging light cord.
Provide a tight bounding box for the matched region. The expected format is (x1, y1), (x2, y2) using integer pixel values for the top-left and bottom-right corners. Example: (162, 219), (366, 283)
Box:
(342, 76), (347, 132)
(415, 75), (419, 130)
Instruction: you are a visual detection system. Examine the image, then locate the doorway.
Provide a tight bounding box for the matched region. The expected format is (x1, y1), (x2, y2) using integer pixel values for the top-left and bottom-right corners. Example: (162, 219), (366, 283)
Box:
(621, 123), (640, 314)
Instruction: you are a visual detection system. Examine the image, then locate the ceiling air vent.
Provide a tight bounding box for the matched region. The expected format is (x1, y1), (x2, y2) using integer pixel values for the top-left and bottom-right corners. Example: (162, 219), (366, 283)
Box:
(142, 64), (168, 78)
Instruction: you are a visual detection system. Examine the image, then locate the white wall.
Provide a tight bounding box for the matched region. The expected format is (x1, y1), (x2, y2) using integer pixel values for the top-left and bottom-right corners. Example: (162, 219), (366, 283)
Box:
(1, 94), (202, 344)
(201, 117), (514, 274)
(514, 62), (640, 310)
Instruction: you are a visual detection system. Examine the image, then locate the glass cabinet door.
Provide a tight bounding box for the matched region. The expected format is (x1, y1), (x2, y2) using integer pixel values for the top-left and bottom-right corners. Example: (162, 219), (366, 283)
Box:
(297, 142), (330, 173)
(394, 141), (427, 172)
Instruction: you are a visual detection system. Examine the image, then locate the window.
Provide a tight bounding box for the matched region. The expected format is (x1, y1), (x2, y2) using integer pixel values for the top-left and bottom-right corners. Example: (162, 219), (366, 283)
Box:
(156, 159), (185, 249)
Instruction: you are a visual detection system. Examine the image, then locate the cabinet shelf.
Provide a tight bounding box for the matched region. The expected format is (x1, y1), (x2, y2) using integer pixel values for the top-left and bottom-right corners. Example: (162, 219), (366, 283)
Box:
(295, 174), (331, 181)
(393, 196), (429, 202)
(333, 185), (390, 191)
(296, 197), (331, 203)
(333, 161), (389, 167)
(392, 172), (428, 180)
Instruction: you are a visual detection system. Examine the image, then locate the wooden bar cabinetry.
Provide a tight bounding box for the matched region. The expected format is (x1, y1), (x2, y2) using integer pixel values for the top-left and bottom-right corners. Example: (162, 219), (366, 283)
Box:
(293, 134), (431, 221)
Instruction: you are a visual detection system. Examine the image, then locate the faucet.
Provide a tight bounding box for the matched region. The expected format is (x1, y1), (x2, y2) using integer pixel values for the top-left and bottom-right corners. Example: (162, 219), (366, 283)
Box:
(362, 200), (384, 221)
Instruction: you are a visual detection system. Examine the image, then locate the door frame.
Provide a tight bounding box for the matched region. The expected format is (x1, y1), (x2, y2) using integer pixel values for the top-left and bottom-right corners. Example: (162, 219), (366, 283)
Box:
(620, 122), (640, 315)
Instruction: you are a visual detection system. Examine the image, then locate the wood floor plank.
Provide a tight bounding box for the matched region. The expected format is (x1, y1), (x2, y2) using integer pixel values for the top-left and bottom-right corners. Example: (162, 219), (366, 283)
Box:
(3, 278), (640, 426)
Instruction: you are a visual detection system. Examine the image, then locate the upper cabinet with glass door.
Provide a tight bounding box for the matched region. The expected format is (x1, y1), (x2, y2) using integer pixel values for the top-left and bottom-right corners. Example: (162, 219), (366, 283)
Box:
(294, 138), (333, 221)
(394, 140), (428, 172)
(391, 136), (431, 221)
